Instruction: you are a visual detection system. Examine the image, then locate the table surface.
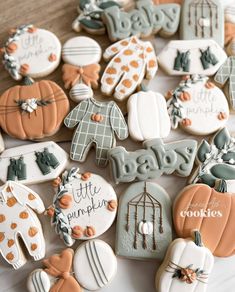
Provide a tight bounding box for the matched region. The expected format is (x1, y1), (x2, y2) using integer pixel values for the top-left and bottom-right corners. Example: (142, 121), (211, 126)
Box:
(1, 0), (235, 291)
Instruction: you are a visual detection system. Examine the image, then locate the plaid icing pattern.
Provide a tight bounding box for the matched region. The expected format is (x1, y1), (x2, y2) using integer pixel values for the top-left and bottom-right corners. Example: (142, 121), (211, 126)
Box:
(214, 56), (235, 109)
(64, 98), (128, 166)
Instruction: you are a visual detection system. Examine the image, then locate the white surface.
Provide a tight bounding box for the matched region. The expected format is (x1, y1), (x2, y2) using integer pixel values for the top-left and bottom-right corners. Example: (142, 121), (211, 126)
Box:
(1, 0), (235, 291)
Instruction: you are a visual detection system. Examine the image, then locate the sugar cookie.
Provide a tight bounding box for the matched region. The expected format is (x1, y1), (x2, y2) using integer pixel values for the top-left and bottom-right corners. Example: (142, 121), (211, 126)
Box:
(167, 75), (229, 135)
(101, 36), (158, 101)
(157, 40), (227, 76)
(108, 138), (197, 183)
(173, 182), (235, 257)
(0, 181), (45, 269)
(48, 168), (117, 246)
(155, 231), (214, 292)
(116, 181), (172, 260)
(180, 0), (224, 47)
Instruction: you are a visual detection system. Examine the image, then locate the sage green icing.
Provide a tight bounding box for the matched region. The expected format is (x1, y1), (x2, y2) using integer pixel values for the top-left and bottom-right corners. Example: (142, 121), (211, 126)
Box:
(213, 127), (230, 150)
(197, 140), (211, 163)
(200, 47), (218, 70)
(194, 230), (203, 247)
(7, 156), (26, 181)
(35, 148), (59, 175)
(211, 164), (235, 180)
(199, 174), (216, 187)
(174, 50), (190, 72)
(215, 179), (227, 193)
(80, 18), (103, 29)
(116, 181), (172, 260)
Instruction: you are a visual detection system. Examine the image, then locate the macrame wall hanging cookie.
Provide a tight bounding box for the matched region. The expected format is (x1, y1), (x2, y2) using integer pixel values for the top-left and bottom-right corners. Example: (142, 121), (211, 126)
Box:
(62, 36), (102, 103)
(0, 24), (70, 140)
(116, 181), (172, 261)
(166, 75), (229, 135)
(27, 241), (117, 292)
(47, 168), (118, 246)
(155, 231), (214, 292)
(0, 141), (68, 185)
(0, 181), (45, 269)
(180, 0), (224, 47)
(173, 181), (235, 257)
(190, 127), (235, 192)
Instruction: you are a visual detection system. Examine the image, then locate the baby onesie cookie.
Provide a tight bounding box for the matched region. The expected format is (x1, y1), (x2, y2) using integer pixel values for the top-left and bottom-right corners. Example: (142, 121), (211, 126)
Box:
(167, 75), (229, 135)
(74, 240), (117, 290)
(64, 97), (128, 167)
(157, 40), (227, 76)
(72, 0), (122, 34)
(0, 24), (69, 141)
(108, 138), (197, 183)
(103, 0), (181, 41)
(214, 57), (235, 112)
(101, 36), (158, 101)
(0, 141), (68, 185)
(48, 168), (117, 246)
(116, 181), (172, 260)
(127, 90), (171, 141)
(180, 0), (224, 47)
(155, 231), (214, 292)
(27, 249), (82, 292)
(173, 182), (235, 257)
(0, 181), (45, 269)
(1, 24), (61, 80)
(190, 128), (235, 191)
(62, 36), (101, 103)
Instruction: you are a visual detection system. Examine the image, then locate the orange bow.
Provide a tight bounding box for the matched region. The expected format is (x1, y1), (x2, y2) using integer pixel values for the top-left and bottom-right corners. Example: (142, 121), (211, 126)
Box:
(62, 63), (100, 89)
(225, 22), (235, 45)
(43, 249), (82, 292)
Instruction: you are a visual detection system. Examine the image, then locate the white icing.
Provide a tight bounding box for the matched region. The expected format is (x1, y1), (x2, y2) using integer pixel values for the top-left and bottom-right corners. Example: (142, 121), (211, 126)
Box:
(157, 39), (227, 76)
(74, 239), (117, 291)
(27, 269), (51, 292)
(198, 18), (211, 27)
(11, 28), (61, 78)
(60, 173), (117, 240)
(225, 5), (235, 24)
(0, 141), (68, 185)
(62, 36), (102, 67)
(69, 83), (94, 102)
(156, 238), (214, 292)
(127, 91), (171, 141)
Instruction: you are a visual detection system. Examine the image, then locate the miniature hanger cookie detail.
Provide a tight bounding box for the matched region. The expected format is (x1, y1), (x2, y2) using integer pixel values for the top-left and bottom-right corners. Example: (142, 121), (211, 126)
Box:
(116, 181), (172, 261)
(0, 181), (45, 269)
(155, 231), (214, 292)
(48, 168), (117, 246)
(167, 75), (229, 135)
(1, 24), (61, 80)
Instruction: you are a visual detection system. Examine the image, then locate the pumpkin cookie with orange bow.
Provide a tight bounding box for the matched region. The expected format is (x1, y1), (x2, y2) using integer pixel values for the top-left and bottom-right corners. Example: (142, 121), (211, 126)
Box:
(27, 240), (117, 292)
(0, 24), (69, 140)
(47, 168), (117, 246)
(166, 75), (229, 135)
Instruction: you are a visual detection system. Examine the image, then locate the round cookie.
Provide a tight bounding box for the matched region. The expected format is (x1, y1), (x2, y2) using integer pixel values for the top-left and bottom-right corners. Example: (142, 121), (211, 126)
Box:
(167, 75), (229, 135)
(2, 24), (61, 80)
(74, 239), (117, 291)
(62, 36), (102, 67)
(173, 183), (235, 257)
(27, 269), (52, 292)
(49, 168), (118, 246)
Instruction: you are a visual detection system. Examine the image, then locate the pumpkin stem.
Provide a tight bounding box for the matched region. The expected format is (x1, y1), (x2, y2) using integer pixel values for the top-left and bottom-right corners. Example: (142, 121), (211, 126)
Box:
(214, 179), (227, 193)
(193, 230), (203, 247)
(23, 76), (34, 85)
(139, 83), (148, 92)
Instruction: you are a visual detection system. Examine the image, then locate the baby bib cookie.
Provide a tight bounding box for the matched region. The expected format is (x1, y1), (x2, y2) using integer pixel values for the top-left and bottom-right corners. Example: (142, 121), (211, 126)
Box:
(74, 240), (117, 290)
(0, 181), (45, 269)
(157, 40), (227, 76)
(167, 75), (229, 135)
(0, 141), (68, 185)
(214, 56), (235, 111)
(173, 182), (235, 257)
(116, 182), (172, 261)
(27, 249), (82, 292)
(62, 36), (101, 103)
(0, 80), (70, 140)
(48, 168), (117, 246)
(155, 231), (214, 292)
(108, 138), (197, 183)
(2, 24), (61, 80)
(102, 0), (181, 41)
(190, 128), (235, 192)
(180, 0), (224, 47)
(64, 97), (128, 167)
(127, 90), (171, 141)
(101, 36), (158, 101)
